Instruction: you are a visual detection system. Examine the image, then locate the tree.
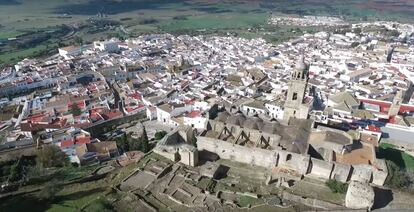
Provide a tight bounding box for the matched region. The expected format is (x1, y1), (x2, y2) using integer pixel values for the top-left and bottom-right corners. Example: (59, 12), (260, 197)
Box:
(37, 179), (62, 201)
(326, 180), (348, 194)
(70, 103), (82, 116)
(154, 131), (167, 140)
(141, 127), (149, 153)
(192, 136), (197, 148)
(36, 145), (68, 168)
(115, 134), (129, 152)
(350, 42), (360, 48)
(353, 27), (362, 35)
(74, 36), (83, 45)
(9, 161), (23, 182)
(7, 94), (13, 101)
(128, 138), (141, 151)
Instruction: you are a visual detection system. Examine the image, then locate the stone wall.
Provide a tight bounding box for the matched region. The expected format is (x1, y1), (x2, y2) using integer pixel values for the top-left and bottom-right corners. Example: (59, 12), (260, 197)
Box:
(179, 146), (198, 167)
(197, 136), (387, 186)
(276, 149), (310, 174)
(331, 162), (352, 183)
(153, 146), (179, 162)
(282, 191), (346, 210)
(283, 104), (309, 121)
(83, 111), (146, 138)
(307, 158), (333, 180)
(371, 159), (388, 186)
(351, 165), (372, 183)
(197, 136), (278, 168)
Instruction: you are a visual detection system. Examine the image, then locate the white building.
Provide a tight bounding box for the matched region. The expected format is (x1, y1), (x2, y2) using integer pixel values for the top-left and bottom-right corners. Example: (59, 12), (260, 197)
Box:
(93, 40), (120, 53)
(183, 111), (207, 129)
(242, 100), (266, 117)
(58, 46), (82, 58)
(146, 106), (157, 121)
(156, 103), (192, 125)
(265, 102), (284, 120)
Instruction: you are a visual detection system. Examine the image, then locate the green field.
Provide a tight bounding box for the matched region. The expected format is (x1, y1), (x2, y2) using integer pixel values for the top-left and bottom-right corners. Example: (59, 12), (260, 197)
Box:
(160, 12), (268, 32)
(1, 0), (413, 35)
(379, 143), (414, 171)
(0, 152), (164, 212)
(0, 31), (25, 40)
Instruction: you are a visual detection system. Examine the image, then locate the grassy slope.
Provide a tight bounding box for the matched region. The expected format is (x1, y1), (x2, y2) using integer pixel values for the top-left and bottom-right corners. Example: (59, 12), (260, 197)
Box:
(160, 12), (267, 31)
(379, 143), (414, 171)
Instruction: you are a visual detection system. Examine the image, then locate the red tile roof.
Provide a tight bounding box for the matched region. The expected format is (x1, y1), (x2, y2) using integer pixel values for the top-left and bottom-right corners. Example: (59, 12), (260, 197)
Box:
(367, 125), (381, 133)
(90, 113), (103, 121)
(128, 92), (141, 100)
(75, 137), (91, 145)
(359, 98), (414, 114)
(28, 113), (49, 123)
(389, 116), (397, 124)
(61, 140), (75, 148)
(101, 110), (123, 120)
(72, 122), (92, 128)
(125, 107), (136, 112)
(186, 110), (202, 118)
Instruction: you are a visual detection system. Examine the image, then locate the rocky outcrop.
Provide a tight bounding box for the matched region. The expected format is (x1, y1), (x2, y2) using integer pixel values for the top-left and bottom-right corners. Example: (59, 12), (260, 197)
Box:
(345, 181), (375, 210)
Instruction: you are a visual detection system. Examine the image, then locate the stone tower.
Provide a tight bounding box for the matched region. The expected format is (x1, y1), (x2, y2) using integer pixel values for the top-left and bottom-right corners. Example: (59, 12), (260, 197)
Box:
(388, 90), (403, 117)
(283, 55), (311, 121)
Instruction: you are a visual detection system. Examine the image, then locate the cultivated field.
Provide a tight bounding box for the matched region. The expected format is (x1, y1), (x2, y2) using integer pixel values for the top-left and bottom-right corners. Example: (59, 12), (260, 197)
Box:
(0, 0), (413, 65)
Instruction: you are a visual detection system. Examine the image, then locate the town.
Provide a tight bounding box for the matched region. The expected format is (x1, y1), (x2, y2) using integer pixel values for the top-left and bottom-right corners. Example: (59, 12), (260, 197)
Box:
(1, 20), (414, 211)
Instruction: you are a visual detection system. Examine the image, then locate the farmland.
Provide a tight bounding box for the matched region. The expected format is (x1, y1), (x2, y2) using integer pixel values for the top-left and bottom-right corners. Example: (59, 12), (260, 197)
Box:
(0, 0), (414, 65)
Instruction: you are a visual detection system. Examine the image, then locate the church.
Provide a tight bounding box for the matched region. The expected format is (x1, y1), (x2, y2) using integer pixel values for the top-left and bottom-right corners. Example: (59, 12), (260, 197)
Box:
(283, 55), (313, 122)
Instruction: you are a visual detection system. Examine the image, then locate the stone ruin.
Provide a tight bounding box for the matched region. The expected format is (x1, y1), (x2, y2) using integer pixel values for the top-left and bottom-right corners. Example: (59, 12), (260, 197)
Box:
(345, 181), (375, 210)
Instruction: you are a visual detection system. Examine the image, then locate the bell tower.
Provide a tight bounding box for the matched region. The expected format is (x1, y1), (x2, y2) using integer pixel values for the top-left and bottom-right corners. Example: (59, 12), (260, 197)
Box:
(388, 90), (403, 117)
(283, 55), (310, 121)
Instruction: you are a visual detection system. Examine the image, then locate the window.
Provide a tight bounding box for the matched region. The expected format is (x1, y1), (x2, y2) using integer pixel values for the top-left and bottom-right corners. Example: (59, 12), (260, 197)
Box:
(292, 92), (298, 100)
(286, 154), (292, 161)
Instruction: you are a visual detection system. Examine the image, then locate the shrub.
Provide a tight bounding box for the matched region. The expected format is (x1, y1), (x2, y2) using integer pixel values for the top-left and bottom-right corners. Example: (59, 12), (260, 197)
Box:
(70, 103), (82, 116)
(36, 145), (68, 168)
(351, 42), (360, 48)
(154, 131), (167, 140)
(37, 180), (62, 201)
(385, 160), (410, 189)
(138, 18), (158, 25)
(85, 198), (114, 212)
(9, 162), (23, 182)
(326, 179), (348, 194)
